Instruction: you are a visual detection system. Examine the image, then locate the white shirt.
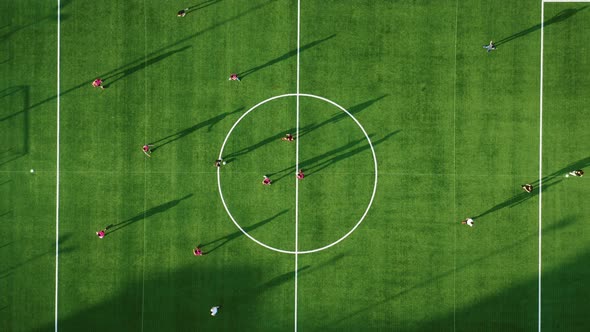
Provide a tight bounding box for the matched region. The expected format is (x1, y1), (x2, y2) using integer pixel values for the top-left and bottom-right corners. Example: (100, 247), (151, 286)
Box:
(210, 306), (219, 316)
(466, 218), (474, 227)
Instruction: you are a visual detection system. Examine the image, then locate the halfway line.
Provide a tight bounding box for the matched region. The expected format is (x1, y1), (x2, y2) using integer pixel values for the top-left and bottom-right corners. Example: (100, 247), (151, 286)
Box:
(54, 0), (61, 331)
(294, 0), (301, 331)
(538, 2), (545, 331)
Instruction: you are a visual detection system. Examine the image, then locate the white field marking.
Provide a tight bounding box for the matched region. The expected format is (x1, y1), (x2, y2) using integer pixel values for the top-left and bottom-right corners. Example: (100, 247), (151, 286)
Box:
(294, 0), (301, 330)
(141, 1), (148, 331)
(538, 2), (545, 331)
(452, 0), (459, 330)
(54, 0), (61, 331)
(543, 0), (590, 2)
(217, 93), (378, 254)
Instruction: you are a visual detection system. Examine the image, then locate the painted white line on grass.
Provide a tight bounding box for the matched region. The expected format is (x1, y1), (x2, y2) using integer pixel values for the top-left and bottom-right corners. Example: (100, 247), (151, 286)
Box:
(452, 0), (459, 330)
(538, 2), (545, 331)
(141, 1), (148, 331)
(216, 93), (378, 254)
(294, 0), (301, 331)
(54, 1), (61, 331)
(543, 0), (590, 2)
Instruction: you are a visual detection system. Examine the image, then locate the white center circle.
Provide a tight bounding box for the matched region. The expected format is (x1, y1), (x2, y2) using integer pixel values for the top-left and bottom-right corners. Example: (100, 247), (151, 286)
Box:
(217, 93), (378, 254)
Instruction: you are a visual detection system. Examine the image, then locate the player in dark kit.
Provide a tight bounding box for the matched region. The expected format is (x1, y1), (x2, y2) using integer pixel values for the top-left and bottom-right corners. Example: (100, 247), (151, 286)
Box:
(521, 184), (533, 193)
(282, 134), (294, 141)
(568, 169), (584, 177)
(177, 8), (189, 17)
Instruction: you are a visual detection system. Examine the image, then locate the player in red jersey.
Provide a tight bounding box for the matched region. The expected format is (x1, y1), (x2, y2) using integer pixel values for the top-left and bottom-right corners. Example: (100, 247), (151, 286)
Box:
(92, 78), (105, 90)
(193, 247), (203, 256)
(142, 145), (152, 157)
(96, 230), (105, 238)
(262, 175), (271, 185)
(229, 74), (240, 81)
(296, 169), (304, 180)
(282, 134), (294, 141)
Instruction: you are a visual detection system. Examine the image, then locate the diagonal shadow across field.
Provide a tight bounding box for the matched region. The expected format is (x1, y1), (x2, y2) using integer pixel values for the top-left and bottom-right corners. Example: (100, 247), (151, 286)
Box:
(496, 6), (588, 46)
(327, 216), (580, 329)
(107, 194), (194, 235)
(187, 0), (222, 13)
(103, 46), (191, 88)
(238, 34), (337, 79)
(0, 0), (278, 122)
(269, 130), (400, 183)
(298, 94), (388, 139)
(199, 209), (288, 253)
(150, 107), (244, 152)
(473, 156), (590, 219)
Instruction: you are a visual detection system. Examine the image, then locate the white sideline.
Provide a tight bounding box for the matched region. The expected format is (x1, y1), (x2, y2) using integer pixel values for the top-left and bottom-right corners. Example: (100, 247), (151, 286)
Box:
(538, 2), (545, 331)
(54, 0), (61, 331)
(543, 0), (590, 2)
(294, 0), (301, 330)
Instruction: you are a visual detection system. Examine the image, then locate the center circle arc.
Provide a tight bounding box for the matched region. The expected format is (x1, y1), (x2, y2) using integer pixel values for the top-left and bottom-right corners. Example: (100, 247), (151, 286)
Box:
(217, 93), (378, 255)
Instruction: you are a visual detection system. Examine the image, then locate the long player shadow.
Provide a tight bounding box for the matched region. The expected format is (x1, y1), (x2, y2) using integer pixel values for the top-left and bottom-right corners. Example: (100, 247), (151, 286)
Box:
(150, 107), (244, 152)
(199, 209), (289, 253)
(106, 194), (194, 235)
(186, 0), (222, 13)
(473, 156), (590, 220)
(496, 6), (588, 47)
(298, 95), (388, 139)
(268, 130), (400, 183)
(238, 34), (336, 79)
(103, 46), (191, 88)
(0, 0), (278, 122)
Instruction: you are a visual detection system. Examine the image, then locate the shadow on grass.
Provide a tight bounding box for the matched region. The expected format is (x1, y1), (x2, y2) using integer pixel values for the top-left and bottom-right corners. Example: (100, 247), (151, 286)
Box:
(0, 0), (278, 120)
(327, 216), (582, 330)
(150, 107), (244, 152)
(223, 127), (298, 160)
(0, 233), (73, 278)
(200, 209), (288, 253)
(473, 156), (590, 220)
(404, 246), (590, 331)
(103, 46), (191, 88)
(186, 0), (222, 13)
(496, 6), (588, 47)
(298, 95), (388, 139)
(0, 86), (29, 166)
(238, 34), (336, 79)
(107, 194), (194, 235)
(268, 130), (400, 183)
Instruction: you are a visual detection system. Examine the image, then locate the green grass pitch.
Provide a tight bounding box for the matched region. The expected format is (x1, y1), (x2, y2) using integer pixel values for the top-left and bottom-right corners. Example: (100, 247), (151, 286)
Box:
(1, 0), (589, 331)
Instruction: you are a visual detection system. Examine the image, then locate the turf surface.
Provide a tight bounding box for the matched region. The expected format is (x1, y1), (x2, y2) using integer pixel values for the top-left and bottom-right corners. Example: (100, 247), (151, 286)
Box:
(1, 0), (589, 331)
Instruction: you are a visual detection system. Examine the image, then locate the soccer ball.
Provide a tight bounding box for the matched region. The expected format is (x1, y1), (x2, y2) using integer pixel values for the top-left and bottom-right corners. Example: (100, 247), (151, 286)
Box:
(222, 161), (227, 165)
(30, 169), (35, 173)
